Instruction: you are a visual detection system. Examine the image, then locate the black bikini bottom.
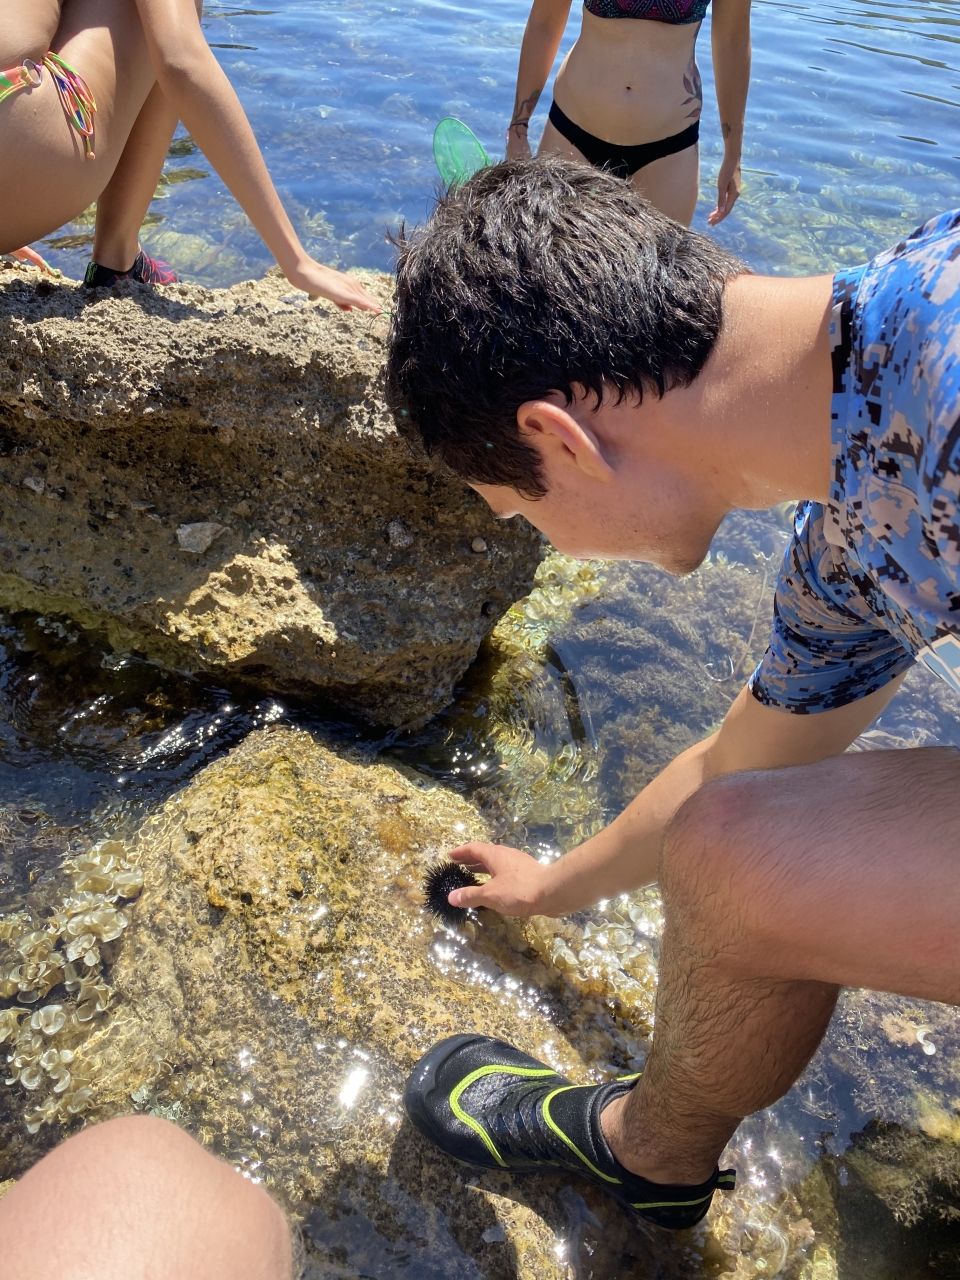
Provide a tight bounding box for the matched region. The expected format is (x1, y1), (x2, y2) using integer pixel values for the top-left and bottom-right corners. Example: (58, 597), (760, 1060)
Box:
(548, 101), (700, 179)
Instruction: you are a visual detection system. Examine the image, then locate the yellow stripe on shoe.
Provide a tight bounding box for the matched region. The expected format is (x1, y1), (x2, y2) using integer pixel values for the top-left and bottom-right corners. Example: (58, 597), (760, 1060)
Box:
(630, 1191), (716, 1210)
(449, 1063), (561, 1168)
(541, 1086), (623, 1185)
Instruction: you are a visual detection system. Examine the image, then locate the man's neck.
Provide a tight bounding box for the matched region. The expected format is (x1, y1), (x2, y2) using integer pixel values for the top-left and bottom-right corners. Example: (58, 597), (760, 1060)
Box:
(673, 271), (837, 513)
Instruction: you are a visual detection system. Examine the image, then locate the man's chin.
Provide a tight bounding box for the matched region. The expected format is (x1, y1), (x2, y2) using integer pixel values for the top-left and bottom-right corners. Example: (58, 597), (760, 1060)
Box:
(650, 540), (712, 576)
(547, 535), (710, 573)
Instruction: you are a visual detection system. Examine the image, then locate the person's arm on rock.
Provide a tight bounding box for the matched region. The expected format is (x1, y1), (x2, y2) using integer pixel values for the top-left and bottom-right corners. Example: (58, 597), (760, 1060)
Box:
(446, 676), (906, 917)
(134, 0), (380, 312)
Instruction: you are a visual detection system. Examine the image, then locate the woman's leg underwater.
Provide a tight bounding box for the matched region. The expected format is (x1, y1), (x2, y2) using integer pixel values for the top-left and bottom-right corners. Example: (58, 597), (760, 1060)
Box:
(0, 1115), (295, 1280)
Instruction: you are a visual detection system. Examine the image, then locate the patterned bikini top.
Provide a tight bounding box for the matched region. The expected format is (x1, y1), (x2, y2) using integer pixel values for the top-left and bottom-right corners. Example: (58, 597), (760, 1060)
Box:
(583, 0), (711, 22)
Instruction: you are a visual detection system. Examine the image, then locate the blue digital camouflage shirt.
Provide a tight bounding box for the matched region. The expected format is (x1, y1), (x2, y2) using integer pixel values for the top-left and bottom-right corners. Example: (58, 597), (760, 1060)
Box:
(749, 209), (960, 713)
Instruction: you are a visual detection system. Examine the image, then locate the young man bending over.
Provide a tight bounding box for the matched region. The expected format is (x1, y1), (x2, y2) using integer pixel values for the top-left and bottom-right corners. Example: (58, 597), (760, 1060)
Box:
(384, 157), (960, 1229)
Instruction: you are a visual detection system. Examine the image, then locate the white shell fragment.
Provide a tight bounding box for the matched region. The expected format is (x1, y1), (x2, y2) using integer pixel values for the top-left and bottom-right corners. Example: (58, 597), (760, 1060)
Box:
(386, 518), (414, 548)
(176, 521), (228, 553)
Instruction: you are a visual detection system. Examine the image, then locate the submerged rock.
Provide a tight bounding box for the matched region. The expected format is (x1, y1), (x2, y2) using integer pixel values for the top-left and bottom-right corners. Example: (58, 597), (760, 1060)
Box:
(0, 726), (825, 1278)
(0, 265), (542, 728)
(0, 728), (640, 1276)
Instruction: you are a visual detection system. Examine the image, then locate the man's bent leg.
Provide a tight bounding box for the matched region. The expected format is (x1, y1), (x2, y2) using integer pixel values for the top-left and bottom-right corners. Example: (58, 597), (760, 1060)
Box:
(0, 1114), (295, 1280)
(603, 746), (960, 1185)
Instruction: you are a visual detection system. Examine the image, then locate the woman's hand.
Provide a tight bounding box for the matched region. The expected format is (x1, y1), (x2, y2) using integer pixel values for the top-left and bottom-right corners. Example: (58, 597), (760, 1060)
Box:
(505, 123), (533, 162)
(446, 841), (559, 917)
(9, 246), (59, 276)
(707, 153), (742, 226)
(285, 259), (381, 312)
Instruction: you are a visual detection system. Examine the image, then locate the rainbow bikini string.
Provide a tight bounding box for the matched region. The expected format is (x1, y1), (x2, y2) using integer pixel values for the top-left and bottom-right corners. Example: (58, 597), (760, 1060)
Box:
(0, 52), (97, 158)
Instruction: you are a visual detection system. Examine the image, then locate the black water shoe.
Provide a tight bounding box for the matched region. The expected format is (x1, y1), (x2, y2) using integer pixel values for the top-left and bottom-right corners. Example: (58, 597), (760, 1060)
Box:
(83, 249), (178, 288)
(404, 1033), (735, 1229)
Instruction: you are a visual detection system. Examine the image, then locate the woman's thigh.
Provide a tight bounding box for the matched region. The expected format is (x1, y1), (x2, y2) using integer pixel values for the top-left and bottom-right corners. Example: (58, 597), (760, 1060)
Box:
(0, 0), (159, 250)
(538, 118), (700, 227)
(631, 143), (699, 226)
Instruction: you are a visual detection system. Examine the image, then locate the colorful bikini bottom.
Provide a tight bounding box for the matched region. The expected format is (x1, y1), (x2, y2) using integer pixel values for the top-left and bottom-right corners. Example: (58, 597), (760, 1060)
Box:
(0, 52), (97, 158)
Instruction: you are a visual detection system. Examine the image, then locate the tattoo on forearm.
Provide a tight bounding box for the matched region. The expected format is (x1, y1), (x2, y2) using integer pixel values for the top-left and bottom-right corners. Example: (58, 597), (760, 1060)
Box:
(682, 57), (703, 122)
(511, 89), (540, 127)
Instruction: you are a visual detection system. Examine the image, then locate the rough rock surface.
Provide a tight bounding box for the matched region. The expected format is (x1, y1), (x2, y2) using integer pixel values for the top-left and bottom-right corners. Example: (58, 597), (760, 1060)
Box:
(0, 264), (543, 727)
(0, 726), (818, 1279)
(0, 728), (647, 1277)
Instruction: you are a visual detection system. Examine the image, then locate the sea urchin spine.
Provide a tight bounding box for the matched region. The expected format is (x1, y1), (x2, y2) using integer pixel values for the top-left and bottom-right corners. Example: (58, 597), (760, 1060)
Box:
(422, 860), (481, 927)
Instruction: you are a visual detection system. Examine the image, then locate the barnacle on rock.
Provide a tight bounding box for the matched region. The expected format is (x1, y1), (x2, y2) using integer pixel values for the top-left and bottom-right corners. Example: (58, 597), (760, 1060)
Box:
(30, 1004), (67, 1036)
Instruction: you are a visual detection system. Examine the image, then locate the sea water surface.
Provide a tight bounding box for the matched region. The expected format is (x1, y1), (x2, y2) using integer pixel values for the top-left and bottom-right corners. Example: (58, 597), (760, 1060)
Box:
(39, 0), (960, 281)
(7, 0), (960, 1276)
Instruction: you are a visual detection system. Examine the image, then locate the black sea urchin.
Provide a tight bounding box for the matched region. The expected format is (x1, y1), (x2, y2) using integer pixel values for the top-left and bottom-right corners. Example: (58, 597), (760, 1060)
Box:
(422, 859), (481, 927)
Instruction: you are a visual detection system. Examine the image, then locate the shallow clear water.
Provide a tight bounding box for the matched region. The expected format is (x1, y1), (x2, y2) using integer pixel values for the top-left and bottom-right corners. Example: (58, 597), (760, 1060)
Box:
(38, 0), (960, 281)
(7, 0), (960, 1275)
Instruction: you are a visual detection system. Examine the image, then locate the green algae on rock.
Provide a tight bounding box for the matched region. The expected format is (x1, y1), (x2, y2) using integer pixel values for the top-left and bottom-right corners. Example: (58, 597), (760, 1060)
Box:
(0, 839), (142, 1134)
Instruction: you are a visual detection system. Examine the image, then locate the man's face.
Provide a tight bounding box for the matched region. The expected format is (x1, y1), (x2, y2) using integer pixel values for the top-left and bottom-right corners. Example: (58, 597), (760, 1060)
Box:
(470, 474), (720, 573)
(468, 391), (725, 571)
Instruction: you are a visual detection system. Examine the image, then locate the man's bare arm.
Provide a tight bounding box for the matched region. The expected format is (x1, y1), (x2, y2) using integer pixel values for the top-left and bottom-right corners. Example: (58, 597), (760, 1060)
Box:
(448, 674), (907, 917)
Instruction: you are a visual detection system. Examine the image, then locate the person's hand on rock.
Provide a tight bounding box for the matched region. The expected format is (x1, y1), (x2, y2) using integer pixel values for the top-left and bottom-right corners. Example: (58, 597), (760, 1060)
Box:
(285, 259), (381, 312)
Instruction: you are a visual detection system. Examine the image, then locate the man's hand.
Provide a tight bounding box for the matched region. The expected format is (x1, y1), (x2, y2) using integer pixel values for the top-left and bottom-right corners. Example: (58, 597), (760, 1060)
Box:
(446, 841), (557, 917)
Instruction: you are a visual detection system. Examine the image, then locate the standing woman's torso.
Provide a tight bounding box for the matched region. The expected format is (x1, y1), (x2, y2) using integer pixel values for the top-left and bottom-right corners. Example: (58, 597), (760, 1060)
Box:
(556, 1), (711, 144)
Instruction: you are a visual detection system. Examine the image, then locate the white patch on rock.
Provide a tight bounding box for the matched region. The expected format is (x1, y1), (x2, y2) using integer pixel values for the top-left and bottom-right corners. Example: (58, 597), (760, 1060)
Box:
(176, 522), (228, 554)
(387, 519), (414, 549)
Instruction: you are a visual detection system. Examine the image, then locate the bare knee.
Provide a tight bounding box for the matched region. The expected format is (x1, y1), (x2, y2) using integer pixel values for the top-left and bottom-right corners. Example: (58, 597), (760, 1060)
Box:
(660, 770), (788, 959)
(0, 1115), (293, 1280)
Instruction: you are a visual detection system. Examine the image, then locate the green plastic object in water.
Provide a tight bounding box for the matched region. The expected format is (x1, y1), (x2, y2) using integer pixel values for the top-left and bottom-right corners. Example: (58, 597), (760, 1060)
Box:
(432, 117), (490, 186)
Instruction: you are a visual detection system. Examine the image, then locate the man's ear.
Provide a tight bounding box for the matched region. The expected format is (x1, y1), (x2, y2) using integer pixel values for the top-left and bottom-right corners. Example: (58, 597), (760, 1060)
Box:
(516, 397), (615, 482)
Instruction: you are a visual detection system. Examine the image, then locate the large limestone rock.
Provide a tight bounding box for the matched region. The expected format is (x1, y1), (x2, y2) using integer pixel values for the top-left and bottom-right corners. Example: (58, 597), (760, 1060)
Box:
(0, 265), (543, 728)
